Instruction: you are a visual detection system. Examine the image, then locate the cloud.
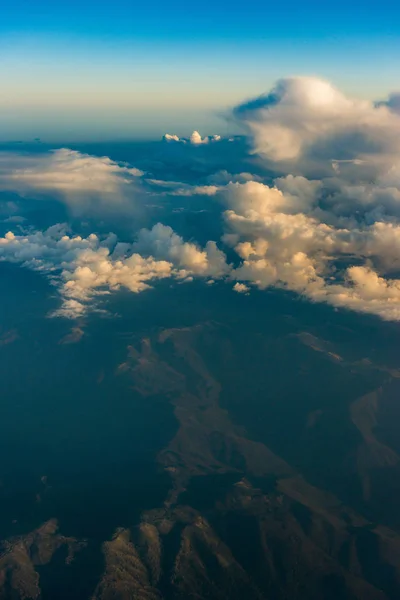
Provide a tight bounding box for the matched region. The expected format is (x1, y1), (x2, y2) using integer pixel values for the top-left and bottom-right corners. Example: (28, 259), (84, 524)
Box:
(163, 134), (181, 142)
(0, 223), (228, 318)
(218, 178), (400, 320)
(232, 76), (400, 178)
(197, 77), (400, 320)
(162, 131), (222, 145)
(190, 131), (206, 145)
(0, 149), (144, 217)
(233, 282), (249, 293)
(314, 266), (400, 321)
(134, 223), (229, 278)
(3, 76), (400, 323)
(2, 215), (26, 224)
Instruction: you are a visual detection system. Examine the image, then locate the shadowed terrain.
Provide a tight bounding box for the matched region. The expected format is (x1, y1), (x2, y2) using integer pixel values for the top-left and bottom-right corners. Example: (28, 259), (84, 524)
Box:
(2, 271), (400, 599)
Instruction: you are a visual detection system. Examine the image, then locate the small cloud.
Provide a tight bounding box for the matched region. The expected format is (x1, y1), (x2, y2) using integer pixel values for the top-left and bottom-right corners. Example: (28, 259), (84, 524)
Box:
(162, 131), (223, 145)
(163, 133), (181, 142)
(233, 282), (250, 294)
(190, 131), (203, 145)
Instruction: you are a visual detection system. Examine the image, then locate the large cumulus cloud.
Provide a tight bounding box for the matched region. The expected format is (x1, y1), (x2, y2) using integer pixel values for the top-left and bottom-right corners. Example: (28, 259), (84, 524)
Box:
(179, 76), (399, 321)
(232, 76), (400, 179)
(217, 179), (400, 320)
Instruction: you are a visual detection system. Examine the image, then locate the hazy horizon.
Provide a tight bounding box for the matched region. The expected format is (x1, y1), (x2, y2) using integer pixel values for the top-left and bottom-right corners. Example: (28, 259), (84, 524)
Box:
(2, 0), (400, 140)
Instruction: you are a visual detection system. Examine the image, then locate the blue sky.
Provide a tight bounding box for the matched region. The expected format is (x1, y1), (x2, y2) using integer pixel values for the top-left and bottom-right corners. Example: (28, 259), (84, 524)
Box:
(1, 0), (399, 140)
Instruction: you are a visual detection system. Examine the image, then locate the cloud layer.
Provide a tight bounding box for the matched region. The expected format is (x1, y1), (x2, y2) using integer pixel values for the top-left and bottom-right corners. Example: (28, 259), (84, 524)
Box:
(219, 179), (400, 320)
(3, 76), (400, 322)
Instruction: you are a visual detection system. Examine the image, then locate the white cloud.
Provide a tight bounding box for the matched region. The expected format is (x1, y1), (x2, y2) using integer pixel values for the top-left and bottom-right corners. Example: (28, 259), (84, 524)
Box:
(233, 282), (250, 293)
(0, 149), (144, 217)
(163, 134), (181, 142)
(314, 266), (400, 321)
(3, 76), (400, 323)
(134, 223), (229, 277)
(233, 76), (400, 178)
(219, 74), (400, 320)
(162, 131), (223, 145)
(190, 131), (205, 145)
(0, 223), (228, 318)
(219, 179), (400, 321)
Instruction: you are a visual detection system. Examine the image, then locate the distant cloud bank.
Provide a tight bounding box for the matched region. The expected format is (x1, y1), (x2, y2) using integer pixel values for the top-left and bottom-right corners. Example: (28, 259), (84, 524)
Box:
(163, 130), (225, 144)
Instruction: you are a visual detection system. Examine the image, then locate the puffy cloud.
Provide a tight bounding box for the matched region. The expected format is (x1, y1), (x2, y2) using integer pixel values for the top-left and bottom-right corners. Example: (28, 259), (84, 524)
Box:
(220, 177), (321, 219)
(162, 131), (222, 145)
(3, 76), (400, 323)
(190, 131), (205, 145)
(232, 76), (400, 178)
(219, 75), (400, 320)
(217, 177), (400, 320)
(0, 223), (228, 318)
(308, 170), (400, 227)
(163, 134), (181, 142)
(315, 266), (400, 321)
(233, 282), (250, 294)
(0, 149), (144, 217)
(134, 223), (229, 277)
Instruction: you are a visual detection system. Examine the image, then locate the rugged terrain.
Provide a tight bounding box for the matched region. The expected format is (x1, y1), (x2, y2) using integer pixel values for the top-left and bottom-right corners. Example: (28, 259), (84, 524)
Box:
(2, 309), (400, 599)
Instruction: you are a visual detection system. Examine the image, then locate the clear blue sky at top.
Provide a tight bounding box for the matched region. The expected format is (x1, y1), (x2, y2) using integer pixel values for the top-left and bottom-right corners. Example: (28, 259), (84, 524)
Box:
(2, 0), (399, 41)
(1, 0), (399, 141)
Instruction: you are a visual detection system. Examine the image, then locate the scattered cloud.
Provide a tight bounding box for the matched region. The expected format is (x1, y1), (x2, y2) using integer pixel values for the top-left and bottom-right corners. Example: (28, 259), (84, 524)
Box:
(0, 223), (228, 318)
(3, 77), (400, 322)
(220, 179), (400, 320)
(163, 131), (222, 145)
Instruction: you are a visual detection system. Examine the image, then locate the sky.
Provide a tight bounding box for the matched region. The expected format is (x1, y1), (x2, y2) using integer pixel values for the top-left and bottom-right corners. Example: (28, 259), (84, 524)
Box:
(1, 0), (400, 140)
